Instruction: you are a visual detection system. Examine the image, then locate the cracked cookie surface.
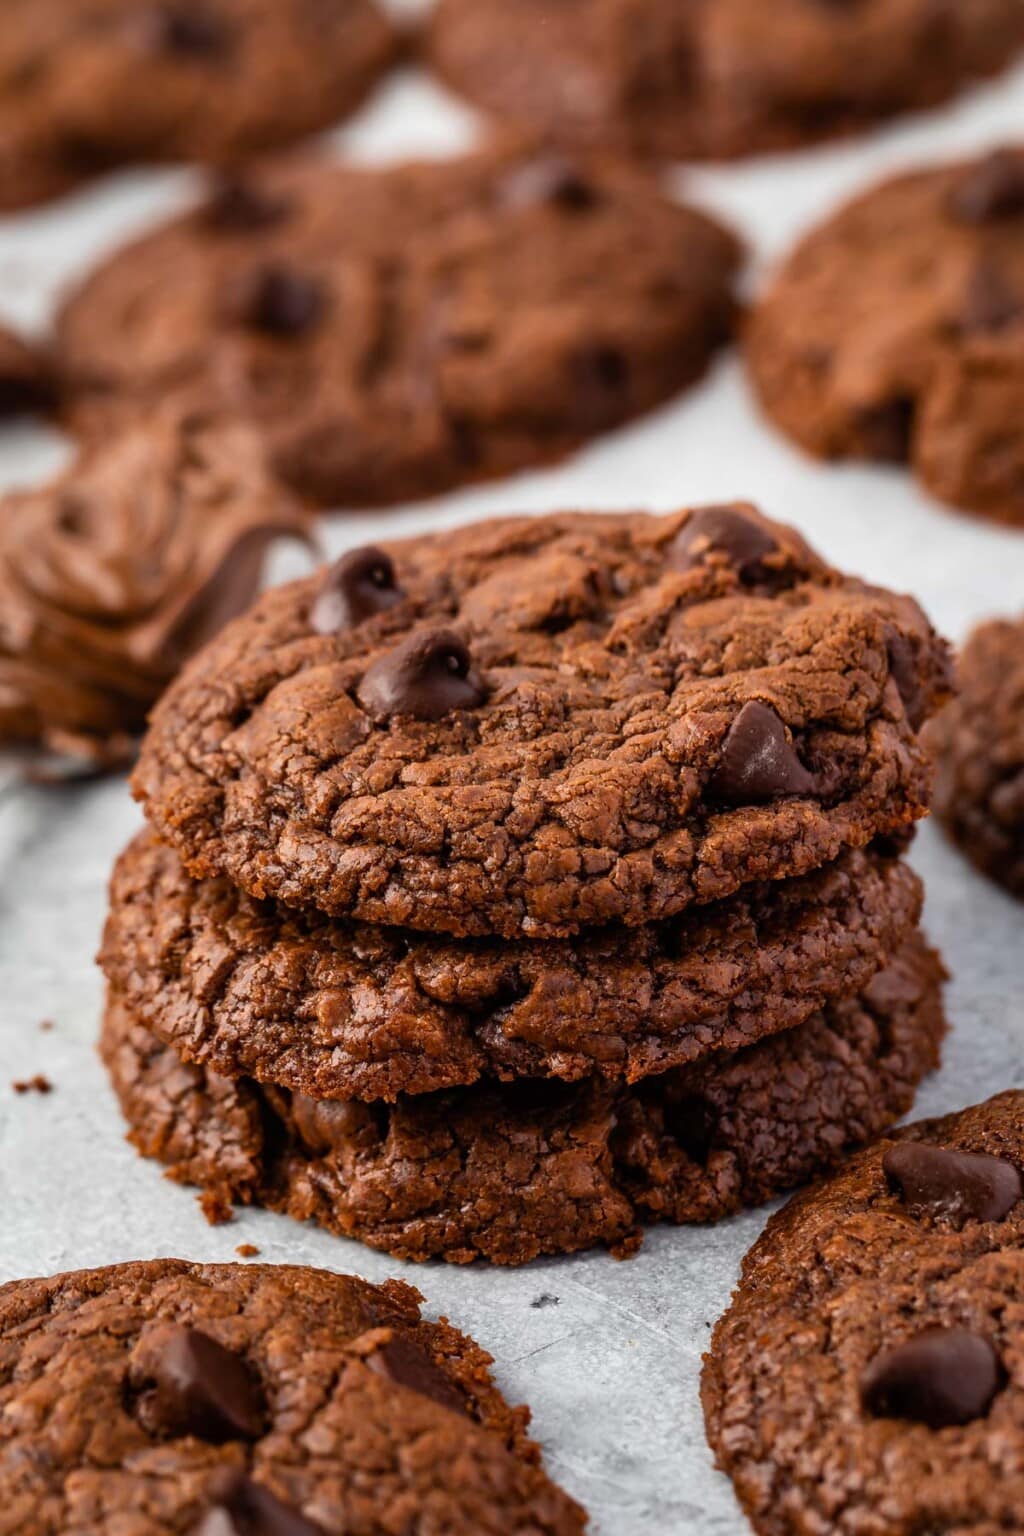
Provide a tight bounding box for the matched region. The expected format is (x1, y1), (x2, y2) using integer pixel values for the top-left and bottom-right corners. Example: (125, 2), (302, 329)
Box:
(132, 507), (952, 939)
(703, 1092), (1024, 1536)
(101, 933), (946, 1265)
(57, 148), (742, 507)
(0, 1257), (584, 1535)
(428, 0), (1024, 163)
(101, 829), (923, 1100)
(931, 614), (1024, 897)
(748, 148), (1024, 526)
(0, 0), (395, 210)
(0, 411), (308, 764)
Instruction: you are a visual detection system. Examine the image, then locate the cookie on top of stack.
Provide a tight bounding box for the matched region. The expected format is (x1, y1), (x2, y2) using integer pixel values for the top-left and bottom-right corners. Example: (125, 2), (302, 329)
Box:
(99, 503), (953, 1263)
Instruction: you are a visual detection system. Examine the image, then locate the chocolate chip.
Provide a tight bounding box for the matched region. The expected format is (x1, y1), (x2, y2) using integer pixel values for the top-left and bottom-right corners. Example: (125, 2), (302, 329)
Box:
(855, 397), (914, 463)
(669, 505), (780, 582)
(886, 631), (925, 731)
(958, 260), (1022, 334)
(205, 177), (292, 234)
(499, 156), (600, 213)
(228, 266), (325, 338)
(707, 701), (814, 806)
(949, 149), (1024, 224)
(291, 1093), (384, 1154)
(860, 1328), (1003, 1428)
(133, 1325), (264, 1442)
(141, 6), (230, 57)
(357, 629), (486, 722)
(883, 1141), (1021, 1226)
(311, 547), (404, 633)
(365, 1334), (468, 1415)
(571, 344), (629, 429)
(192, 1472), (323, 1536)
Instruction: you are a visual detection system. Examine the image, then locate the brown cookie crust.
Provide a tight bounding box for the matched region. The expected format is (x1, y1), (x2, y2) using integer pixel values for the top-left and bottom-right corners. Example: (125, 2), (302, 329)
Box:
(101, 934), (946, 1265)
(428, 0), (1024, 163)
(0, 0), (395, 211)
(931, 615), (1024, 897)
(703, 1093), (1024, 1536)
(57, 148), (742, 507)
(101, 829), (924, 1100)
(0, 1258), (584, 1535)
(747, 149), (1024, 527)
(132, 507), (951, 939)
(0, 411), (309, 763)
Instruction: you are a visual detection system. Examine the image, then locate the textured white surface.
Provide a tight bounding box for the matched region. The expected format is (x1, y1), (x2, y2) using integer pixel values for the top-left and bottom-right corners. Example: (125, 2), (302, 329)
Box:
(2, 43), (1024, 1536)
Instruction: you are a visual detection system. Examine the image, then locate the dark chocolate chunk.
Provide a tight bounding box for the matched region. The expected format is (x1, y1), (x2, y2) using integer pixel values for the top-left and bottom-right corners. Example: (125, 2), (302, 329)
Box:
(364, 1333), (468, 1415)
(949, 149), (1024, 224)
(205, 178), (292, 234)
(142, 6), (230, 58)
(133, 1325), (264, 1442)
(500, 156), (599, 213)
(883, 1141), (1021, 1225)
(311, 547), (404, 633)
(707, 701), (814, 805)
(861, 1327), (1002, 1428)
(669, 505), (780, 582)
(357, 629), (486, 721)
(193, 1472), (323, 1536)
(229, 267), (325, 338)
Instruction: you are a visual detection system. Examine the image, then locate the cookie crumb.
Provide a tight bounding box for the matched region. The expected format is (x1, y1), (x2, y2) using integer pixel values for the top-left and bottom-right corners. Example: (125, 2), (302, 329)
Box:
(38, 1019), (54, 1032)
(198, 1187), (234, 1226)
(235, 1243), (260, 1258)
(12, 1074), (52, 1094)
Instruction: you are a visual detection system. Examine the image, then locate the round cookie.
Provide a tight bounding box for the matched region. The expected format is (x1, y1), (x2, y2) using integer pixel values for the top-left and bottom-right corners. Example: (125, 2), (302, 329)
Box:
(0, 411), (309, 765)
(748, 148), (1024, 527)
(57, 148), (742, 507)
(427, 0), (1024, 163)
(0, 0), (395, 211)
(131, 507), (952, 940)
(931, 615), (1024, 897)
(0, 1258), (584, 1535)
(101, 829), (924, 1101)
(702, 1092), (1024, 1536)
(101, 933), (947, 1265)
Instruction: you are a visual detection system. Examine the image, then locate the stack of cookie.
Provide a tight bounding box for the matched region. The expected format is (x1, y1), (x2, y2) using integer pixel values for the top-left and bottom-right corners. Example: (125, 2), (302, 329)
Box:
(99, 504), (953, 1264)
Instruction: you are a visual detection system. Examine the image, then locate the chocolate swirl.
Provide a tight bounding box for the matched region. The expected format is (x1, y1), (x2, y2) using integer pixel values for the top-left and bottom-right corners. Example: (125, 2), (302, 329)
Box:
(0, 413), (310, 763)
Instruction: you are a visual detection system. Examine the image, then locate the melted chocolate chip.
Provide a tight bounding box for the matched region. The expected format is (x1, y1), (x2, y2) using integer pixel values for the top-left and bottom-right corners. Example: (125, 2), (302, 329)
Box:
(959, 260), (1022, 334)
(310, 547), (404, 633)
(357, 629), (486, 722)
(133, 1325), (264, 1442)
(193, 1472), (323, 1536)
(949, 149), (1024, 224)
(205, 177), (292, 235)
(707, 701), (814, 806)
(291, 1093), (383, 1154)
(883, 1141), (1021, 1226)
(886, 631), (925, 731)
(229, 267), (325, 338)
(499, 156), (600, 213)
(365, 1334), (468, 1415)
(860, 1328), (1003, 1428)
(669, 505), (780, 582)
(141, 6), (230, 58)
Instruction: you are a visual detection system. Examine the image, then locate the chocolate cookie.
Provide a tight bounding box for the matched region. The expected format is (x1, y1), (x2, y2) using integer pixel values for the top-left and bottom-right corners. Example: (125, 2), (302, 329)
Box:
(703, 1092), (1024, 1536)
(0, 0), (395, 211)
(748, 148), (1024, 527)
(931, 615), (1024, 897)
(131, 507), (952, 939)
(0, 1258), (584, 1534)
(427, 0), (1024, 163)
(57, 148), (742, 506)
(101, 933), (946, 1264)
(101, 829), (924, 1101)
(0, 412), (309, 764)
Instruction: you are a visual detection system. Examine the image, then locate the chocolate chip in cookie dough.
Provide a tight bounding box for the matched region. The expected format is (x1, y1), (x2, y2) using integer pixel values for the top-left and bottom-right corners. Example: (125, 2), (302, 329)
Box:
(132, 1325), (264, 1442)
(357, 629), (486, 721)
(311, 547), (404, 634)
(707, 701), (814, 806)
(140, 5), (231, 60)
(365, 1334), (469, 1415)
(498, 156), (599, 213)
(669, 505), (780, 583)
(883, 1142), (1021, 1226)
(949, 148), (1024, 224)
(193, 1471), (324, 1536)
(229, 266), (325, 338)
(860, 1327), (1003, 1428)
(205, 177), (293, 235)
